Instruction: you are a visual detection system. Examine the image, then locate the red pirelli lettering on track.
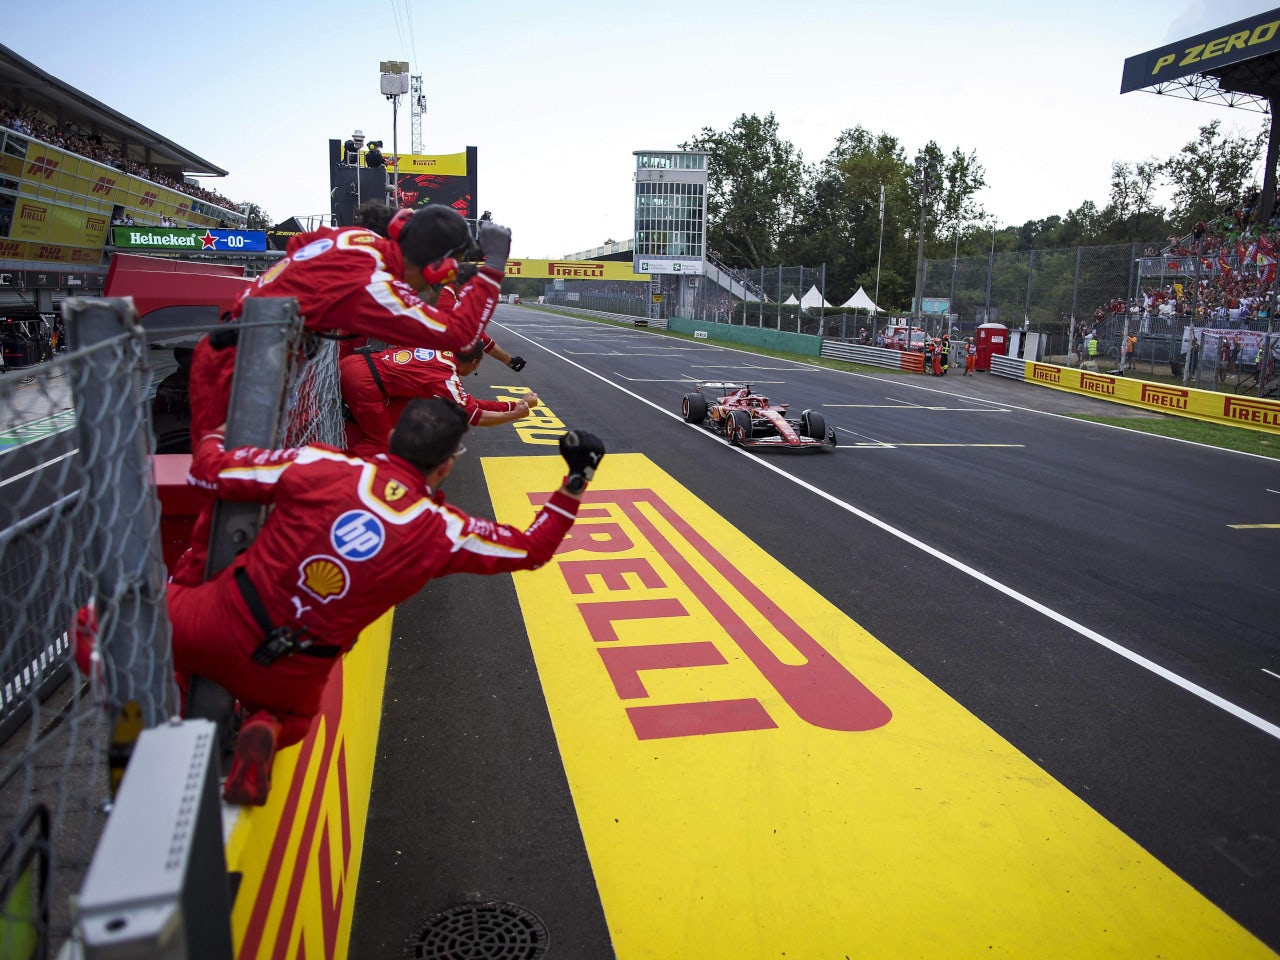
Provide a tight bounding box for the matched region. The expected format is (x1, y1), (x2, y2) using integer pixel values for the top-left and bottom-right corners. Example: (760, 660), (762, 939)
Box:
(546, 489), (892, 739)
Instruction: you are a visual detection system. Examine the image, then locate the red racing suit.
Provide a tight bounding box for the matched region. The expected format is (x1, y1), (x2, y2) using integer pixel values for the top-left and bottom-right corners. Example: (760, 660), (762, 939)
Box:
(174, 226), (501, 585)
(339, 346), (525, 456)
(188, 224), (502, 443)
(168, 432), (580, 745)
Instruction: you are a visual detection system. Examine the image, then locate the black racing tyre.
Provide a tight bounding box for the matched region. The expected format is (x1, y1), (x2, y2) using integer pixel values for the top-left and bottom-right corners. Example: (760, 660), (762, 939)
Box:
(682, 392), (707, 424)
(727, 409), (751, 446)
(801, 409), (827, 441)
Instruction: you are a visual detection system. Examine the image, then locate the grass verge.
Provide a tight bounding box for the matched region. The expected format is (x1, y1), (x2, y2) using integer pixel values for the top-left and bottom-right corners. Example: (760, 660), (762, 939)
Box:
(1070, 414), (1280, 459)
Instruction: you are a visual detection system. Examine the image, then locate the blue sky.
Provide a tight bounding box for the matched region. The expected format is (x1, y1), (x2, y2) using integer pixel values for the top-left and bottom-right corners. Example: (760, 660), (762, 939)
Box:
(6, 0), (1275, 256)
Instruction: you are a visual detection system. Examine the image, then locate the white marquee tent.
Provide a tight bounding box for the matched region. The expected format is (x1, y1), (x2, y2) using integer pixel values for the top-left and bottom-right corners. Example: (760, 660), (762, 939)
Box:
(840, 286), (882, 313)
(800, 285), (833, 310)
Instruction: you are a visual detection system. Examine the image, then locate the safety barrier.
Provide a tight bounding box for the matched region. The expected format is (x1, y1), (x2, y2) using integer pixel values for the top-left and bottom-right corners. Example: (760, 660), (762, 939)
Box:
(990, 354), (1280, 433)
(526, 302), (667, 329)
(820, 340), (925, 372)
(667, 316), (820, 356)
(990, 354), (1028, 380)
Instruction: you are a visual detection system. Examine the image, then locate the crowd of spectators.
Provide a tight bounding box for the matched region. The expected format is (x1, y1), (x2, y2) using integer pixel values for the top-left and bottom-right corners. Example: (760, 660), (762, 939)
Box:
(1, 103), (241, 217)
(1085, 189), (1280, 339)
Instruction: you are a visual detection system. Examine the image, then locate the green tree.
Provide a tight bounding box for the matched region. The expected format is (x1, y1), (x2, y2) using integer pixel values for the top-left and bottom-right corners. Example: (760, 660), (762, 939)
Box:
(1161, 119), (1266, 230)
(935, 147), (987, 253)
(786, 126), (914, 307)
(683, 113), (808, 268)
(240, 201), (272, 230)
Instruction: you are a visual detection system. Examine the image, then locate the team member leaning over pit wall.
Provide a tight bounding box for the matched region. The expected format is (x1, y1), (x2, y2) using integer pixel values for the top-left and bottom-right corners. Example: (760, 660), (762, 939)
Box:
(169, 203), (510, 586)
(168, 397), (606, 805)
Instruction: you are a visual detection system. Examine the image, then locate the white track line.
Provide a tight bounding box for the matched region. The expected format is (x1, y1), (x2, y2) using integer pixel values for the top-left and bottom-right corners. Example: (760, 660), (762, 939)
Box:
(491, 320), (1280, 742)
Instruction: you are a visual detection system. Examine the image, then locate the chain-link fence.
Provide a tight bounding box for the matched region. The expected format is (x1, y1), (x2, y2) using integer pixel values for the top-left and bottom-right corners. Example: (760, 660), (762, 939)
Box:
(919, 241), (1280, 367)
(0, 296), (344, 956)
(0, 303), (174, 956)
(540, 264), (837, 336)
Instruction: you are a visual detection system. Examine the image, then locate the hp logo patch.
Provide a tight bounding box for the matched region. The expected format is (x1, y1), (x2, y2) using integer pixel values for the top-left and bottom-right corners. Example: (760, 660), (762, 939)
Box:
(331, 510), (385, 561)
(414, 348), (435, 362)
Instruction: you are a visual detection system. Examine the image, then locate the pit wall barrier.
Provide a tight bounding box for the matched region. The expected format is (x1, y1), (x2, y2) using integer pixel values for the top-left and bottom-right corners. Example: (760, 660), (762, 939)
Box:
(990, 354), (1280, 435)
(667, 316), (821, 357)
(222, 613), (392, 960)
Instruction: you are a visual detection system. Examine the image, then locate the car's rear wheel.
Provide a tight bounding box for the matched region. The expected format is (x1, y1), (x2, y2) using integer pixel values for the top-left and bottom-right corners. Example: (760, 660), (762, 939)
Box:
(801, 409), (827, 441)
(727, 410), (751, 446)
(682, 393), (707, 424)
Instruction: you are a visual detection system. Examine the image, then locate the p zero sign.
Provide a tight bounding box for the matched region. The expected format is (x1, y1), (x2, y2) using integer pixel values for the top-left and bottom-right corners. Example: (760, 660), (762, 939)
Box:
(1121, 9), (1280, 92)
(111, 227), (267, 252)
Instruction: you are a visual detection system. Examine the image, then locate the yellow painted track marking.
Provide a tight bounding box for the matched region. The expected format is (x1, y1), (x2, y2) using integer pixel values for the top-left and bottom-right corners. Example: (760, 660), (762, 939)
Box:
(485, 453), (1273, 960)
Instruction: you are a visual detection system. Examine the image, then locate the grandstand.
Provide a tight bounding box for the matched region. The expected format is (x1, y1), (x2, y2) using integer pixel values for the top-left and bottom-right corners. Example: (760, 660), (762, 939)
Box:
(0, 42), (246, 323)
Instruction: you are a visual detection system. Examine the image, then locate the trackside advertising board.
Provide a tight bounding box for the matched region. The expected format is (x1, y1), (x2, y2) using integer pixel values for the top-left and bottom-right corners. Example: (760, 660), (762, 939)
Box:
(505, 259), (648, 282)
(111, 227), (268, 252)
(1024, 361), (1280, 433)
(1120, 9), (1280, 93)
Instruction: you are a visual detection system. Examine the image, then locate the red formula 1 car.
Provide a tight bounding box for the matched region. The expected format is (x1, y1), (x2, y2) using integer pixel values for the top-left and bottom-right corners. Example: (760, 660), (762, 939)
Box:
(680, 382), (836, 450)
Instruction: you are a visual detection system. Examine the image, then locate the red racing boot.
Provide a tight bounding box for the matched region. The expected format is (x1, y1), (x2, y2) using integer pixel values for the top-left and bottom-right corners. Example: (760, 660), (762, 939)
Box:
(222, 711), (282, 806)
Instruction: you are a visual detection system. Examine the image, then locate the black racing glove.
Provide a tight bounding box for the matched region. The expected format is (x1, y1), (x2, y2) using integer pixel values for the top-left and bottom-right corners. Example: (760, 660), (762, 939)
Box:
(208, 325), (240, 350)
(559, 430), (605, 494)
(508, 355), (527, 372)
(477, 221), (512, 274)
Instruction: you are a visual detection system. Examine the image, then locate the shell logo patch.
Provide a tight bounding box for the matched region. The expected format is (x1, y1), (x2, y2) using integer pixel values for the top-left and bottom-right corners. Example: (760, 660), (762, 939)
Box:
(258, 259), (288, 286)
(331, 510), (385, 561)
(298, 555), (350, 602)
(291, 238), (334, 262)
(393, 349), (414, 364)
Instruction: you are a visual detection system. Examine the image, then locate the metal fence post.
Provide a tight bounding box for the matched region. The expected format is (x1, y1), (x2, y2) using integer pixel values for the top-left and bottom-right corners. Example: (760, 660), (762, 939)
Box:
(64, 298), (177, 727)
(777, 264), (783, 330)
(1069, 246), (1082, 360)
(1024, 251), (1034, 329)
(190, 297), (303, 738)
(203, 297), (303, 577)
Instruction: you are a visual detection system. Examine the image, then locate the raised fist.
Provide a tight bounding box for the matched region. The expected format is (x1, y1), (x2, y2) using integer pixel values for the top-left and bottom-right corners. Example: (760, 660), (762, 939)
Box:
(477, 221), (512, 273)
(559, 430), (605, 492)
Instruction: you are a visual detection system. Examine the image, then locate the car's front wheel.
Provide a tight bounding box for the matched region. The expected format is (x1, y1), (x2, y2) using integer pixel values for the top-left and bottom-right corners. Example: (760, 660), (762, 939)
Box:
(801, 409), (827, 441)
(727, 410), (752, 446)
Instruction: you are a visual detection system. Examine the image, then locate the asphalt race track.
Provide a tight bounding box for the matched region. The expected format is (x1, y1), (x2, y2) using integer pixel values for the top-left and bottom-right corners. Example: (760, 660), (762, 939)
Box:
(350, 306), (1280, 959)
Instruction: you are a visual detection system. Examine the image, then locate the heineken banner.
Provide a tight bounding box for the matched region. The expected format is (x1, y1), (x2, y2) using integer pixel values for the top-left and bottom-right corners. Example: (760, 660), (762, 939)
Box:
(111, 227), (268, 252)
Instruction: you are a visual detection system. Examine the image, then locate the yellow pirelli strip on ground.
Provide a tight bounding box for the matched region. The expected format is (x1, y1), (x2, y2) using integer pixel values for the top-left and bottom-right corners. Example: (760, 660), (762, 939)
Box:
(485, 453), (1273, 960)
(223, 609), (393, 960)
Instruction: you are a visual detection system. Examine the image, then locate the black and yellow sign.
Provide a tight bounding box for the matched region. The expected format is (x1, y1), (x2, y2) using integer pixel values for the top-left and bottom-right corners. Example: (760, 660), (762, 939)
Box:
(1121, 9), (1280, 93)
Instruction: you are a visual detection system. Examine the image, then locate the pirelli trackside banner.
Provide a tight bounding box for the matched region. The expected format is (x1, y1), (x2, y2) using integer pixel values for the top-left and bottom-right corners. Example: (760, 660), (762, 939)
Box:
(1024, 361), (1280, 433)
(389, 151), (469, 176)
(505, 259), (649, 282)
(1120, 9), (1280, 93)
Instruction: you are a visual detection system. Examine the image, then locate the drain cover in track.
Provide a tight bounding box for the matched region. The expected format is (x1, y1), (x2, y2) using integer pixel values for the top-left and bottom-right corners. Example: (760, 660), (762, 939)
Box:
(404, 901), (550, 960)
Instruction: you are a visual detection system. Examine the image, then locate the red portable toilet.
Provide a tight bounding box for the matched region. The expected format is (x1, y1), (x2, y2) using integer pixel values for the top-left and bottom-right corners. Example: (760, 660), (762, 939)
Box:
(973, 323), (1009, 371)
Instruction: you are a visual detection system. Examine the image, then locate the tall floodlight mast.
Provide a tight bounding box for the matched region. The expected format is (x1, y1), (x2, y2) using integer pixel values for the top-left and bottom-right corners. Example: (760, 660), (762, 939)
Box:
(410, 74), (425, 155)
(380, 60), (410, 206)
